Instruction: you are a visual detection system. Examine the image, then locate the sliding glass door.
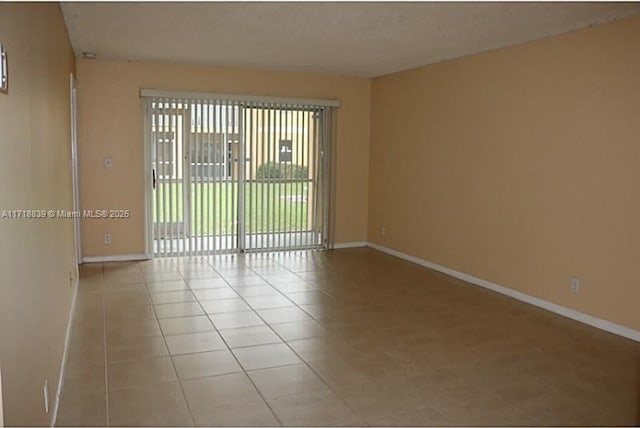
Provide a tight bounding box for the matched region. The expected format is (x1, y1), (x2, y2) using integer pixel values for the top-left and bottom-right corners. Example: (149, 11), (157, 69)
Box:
(144, 93), (333, 256)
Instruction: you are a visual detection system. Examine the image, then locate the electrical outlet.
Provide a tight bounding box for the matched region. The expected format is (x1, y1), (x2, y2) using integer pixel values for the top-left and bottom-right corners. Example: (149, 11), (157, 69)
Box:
(570, 277), (580, 294)
(380, 226), (386, 237)
(43, 379), (49, 413)
(104, 233), (112, 245)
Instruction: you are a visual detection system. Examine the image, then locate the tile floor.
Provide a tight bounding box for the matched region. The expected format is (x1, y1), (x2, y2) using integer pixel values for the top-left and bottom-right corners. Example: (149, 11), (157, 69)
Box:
(56, 248), (640, 426)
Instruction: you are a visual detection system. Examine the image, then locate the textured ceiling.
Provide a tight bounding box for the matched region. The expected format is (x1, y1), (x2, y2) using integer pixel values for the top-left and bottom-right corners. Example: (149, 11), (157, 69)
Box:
(60, 2), (640, 78)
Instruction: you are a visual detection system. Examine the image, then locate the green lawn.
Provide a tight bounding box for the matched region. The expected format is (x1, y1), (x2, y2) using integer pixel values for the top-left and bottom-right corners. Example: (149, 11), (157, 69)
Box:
(152, 181), (312, 235)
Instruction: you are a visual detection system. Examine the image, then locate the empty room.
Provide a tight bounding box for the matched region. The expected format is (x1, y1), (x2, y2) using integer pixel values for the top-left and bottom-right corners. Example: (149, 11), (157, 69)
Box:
(1, 1), (639, 427)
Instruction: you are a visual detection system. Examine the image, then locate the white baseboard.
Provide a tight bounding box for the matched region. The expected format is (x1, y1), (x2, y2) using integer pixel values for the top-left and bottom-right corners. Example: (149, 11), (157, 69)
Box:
(82, 253), (149, 263)
(330, 241), (368, 249)
(367, 242), (640, 343)
(51, 272), (80, 427)
(0, 366), (3, 427)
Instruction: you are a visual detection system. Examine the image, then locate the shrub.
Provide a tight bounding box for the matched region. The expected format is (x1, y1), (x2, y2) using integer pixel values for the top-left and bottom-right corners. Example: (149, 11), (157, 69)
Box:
(292, 165), (309, 179)
(256, 162), (283, 179)
(256, 162), (308, 180)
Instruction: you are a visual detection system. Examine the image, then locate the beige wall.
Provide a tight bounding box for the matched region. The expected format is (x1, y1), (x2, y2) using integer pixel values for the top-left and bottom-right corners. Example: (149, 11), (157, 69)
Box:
(369, 15), (640, 331)
(77, 60), (371, 256)
(0, 3), (77, 425)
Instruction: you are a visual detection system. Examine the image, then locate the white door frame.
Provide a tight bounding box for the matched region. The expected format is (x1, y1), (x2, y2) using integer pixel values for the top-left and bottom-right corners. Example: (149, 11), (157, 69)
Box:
(142, 93), (333, 257)
(145, 106), (191, 255)
(70, 74), (82, 266)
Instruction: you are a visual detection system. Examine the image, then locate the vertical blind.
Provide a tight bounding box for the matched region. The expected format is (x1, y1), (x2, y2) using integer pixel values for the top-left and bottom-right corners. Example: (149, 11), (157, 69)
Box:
(143, 91), (337, 257)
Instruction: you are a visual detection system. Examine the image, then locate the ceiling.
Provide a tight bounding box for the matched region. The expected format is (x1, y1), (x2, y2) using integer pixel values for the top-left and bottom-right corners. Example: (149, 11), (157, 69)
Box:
(60, 2), (640, 78)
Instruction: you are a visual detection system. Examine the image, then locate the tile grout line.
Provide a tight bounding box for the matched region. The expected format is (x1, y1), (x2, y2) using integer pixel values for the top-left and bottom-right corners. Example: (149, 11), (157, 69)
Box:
(140, 259), (197, 427)
(181, 256), (286, 427)
(262, 253), (373, 420)
(207, 253), (367, 424)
